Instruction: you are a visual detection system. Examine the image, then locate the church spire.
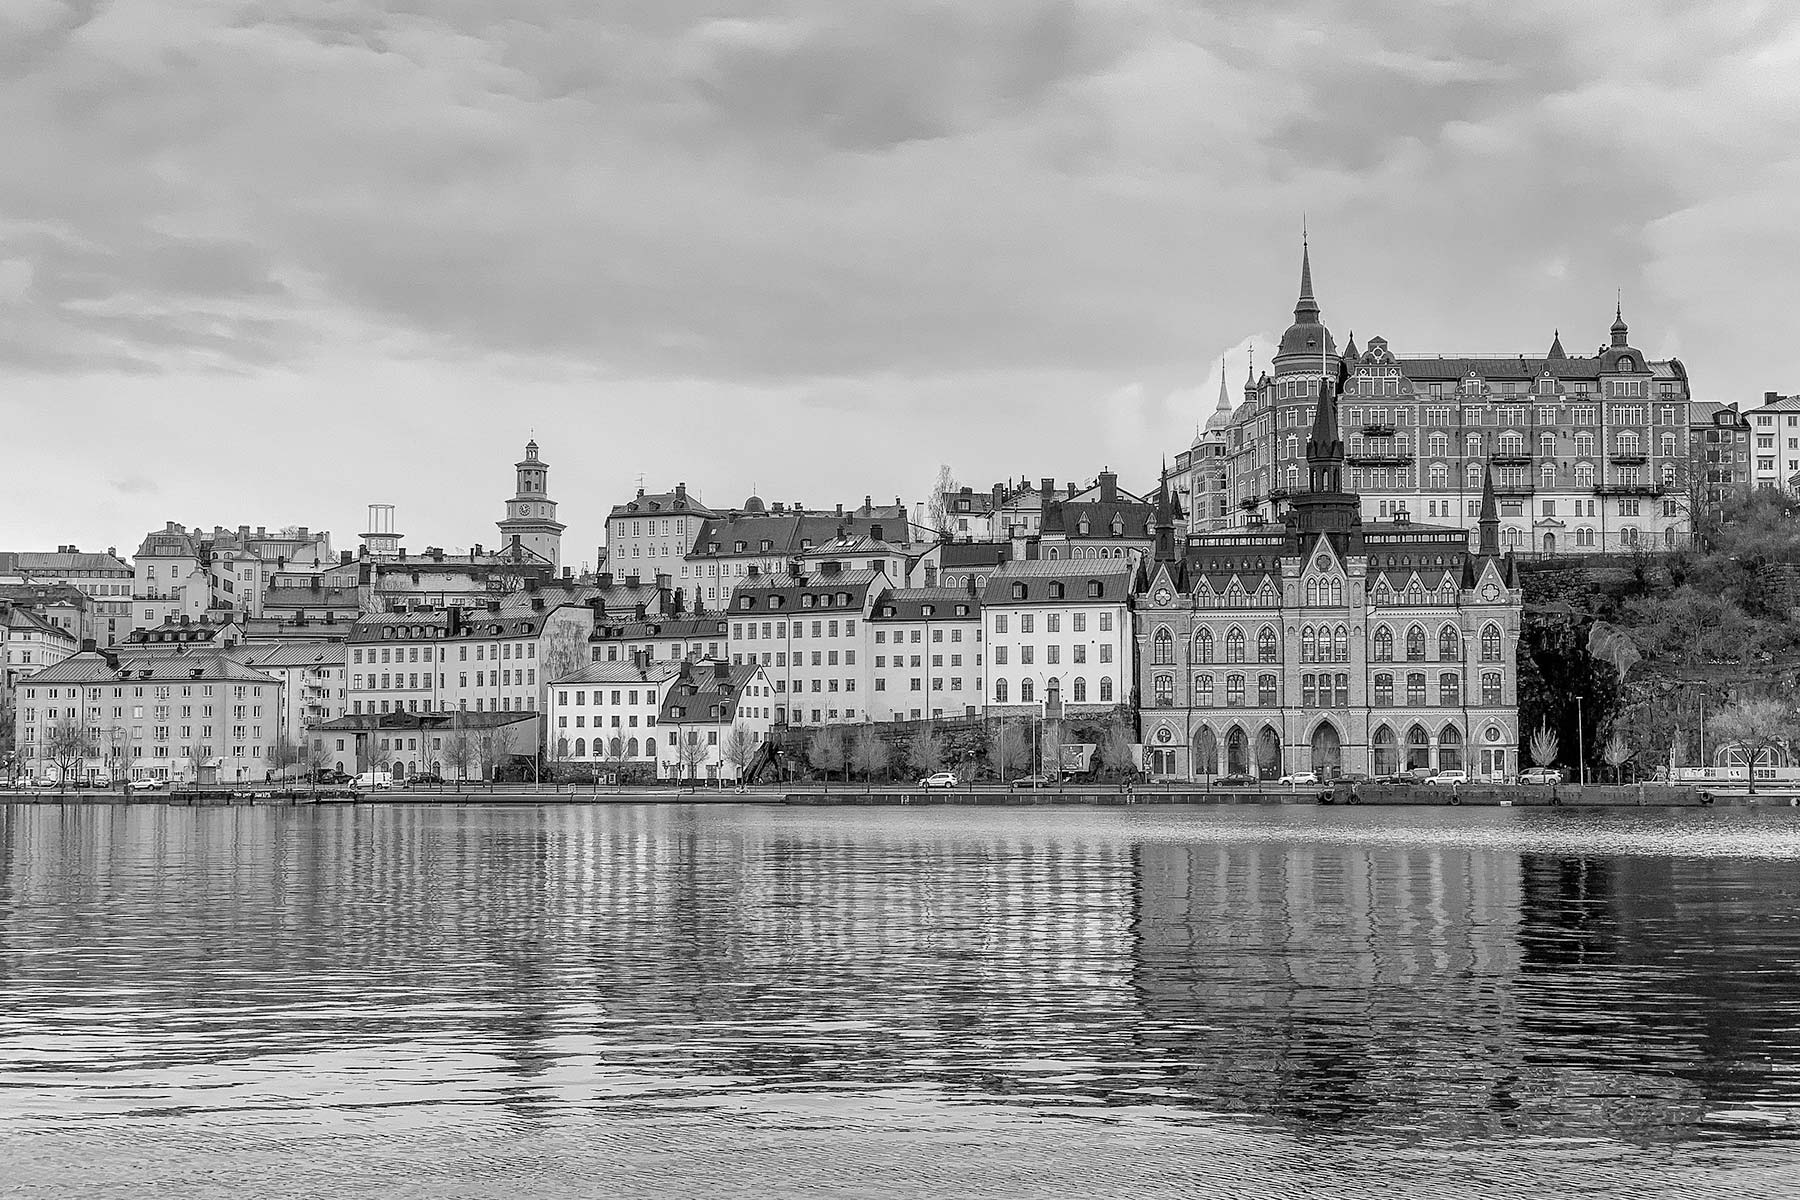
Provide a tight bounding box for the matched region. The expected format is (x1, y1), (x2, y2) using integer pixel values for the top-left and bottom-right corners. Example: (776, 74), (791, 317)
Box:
(1305, 378), (1343, 490)
(1153, 459), (1178, 564)
(1294, 233), (1319, 323)
(1477, 465), (1499, 555)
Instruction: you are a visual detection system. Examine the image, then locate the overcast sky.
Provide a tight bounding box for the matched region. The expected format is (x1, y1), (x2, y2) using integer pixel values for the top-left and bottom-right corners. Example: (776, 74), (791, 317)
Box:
(3, 0), (1797, 565)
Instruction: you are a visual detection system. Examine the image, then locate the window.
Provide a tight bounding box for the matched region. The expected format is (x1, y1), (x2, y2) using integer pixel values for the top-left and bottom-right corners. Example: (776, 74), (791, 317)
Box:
(1407, 673), (1427, 705)
(1020, 679), (1034, 703)
(1193, 629), (1213, 662)
(1225, 675), (1245, 706)
(1195, 674), (1214, 706)
(1406, 626), (1426, 661)
(1373, 626), (1393, 661)
(1258, 674), (1277, 705)
(1099, 677), (1113, 703)
(1257, 626), (1277, 662)
(1073, 677), (1086, 702)
(1439, 673), (1461, 706)
(1153, 627), (1173, 665)
(1225, 628), (1245, 663)
(1154, 674), (1173, 705)
(1439, 627), (1460, 660)
(995, 679), (1008, 702)
(1481, 671), (1503, 704)
(1480, 624), (1502, 662)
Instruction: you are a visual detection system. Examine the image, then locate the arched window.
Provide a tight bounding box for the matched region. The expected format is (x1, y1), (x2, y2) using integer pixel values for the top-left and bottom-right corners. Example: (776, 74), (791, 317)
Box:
(574, 737), (586, 757)
(1306, 579), (1319, 606)
(1332, 625), (1348, 662)
(1225, 628), (1246, 663)
(1225, 675), (1245, 706)
(1225, 727), (1249, 776)
(610, 737), (623, 758)
(1466, 463), (1483, 488)
(1194, 727), (1218, 776)
(1406, 723), (1431, 769)
(1258, 674), (1278, 705)
(1301, 626), (1317, 662)
(1153, 627), (1174, 665)
(1021, 678), (1035, 703)
(1373, 626), (1394, 661)
(1258, 627), (1278, 662)
(1099, 677), (1114, 703)
(1481, 672), (1502, 704)
(1439, 672), (1460, 706)
(1373, 673), (1394, 706)
(1439, 626), (1460, 659)
(1154, 674), (1173, 705)
(995, 678), (1009, 702)
(1429, 463), (1448, 489)
(1406, 625), (1426, 660)
(1194, 674), (1214, 706)
(1073, 677), (1087, 702)
(1503, 527), (1521, 550)
(1575, 462), (1594, 486)
(1372, 725), (1398, 776)
(1438, 725), (1463, 772)
(1407, 672), (1427, 705)
(1193, 629), (1213, 662)
(645, 736), (657, 755)
(1481, 624), (1502, 662)
(1328, 579), (1343, 605)
(627, 737), (640, 758)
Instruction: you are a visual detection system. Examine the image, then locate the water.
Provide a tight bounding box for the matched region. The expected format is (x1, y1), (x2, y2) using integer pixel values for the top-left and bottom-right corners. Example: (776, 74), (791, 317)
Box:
(3, 803), (1800, 1198)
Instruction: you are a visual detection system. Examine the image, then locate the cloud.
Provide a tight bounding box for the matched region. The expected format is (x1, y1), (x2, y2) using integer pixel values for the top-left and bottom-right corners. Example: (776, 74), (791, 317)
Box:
(1, 0), (1797, 556)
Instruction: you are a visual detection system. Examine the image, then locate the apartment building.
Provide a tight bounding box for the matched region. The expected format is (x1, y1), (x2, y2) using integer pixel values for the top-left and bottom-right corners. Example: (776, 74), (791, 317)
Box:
(982, 560), (1134, 719)
(866, 588), (984, 721)
(0, 548), (133, 642)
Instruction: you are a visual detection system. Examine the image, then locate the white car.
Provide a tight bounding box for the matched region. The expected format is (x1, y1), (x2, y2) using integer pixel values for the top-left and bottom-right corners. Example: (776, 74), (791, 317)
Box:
(918, 772), (958, 789)
(128, 779), (166, 792)
(1278, 771), (1319, 786)
(1426, 770), (1469, 786)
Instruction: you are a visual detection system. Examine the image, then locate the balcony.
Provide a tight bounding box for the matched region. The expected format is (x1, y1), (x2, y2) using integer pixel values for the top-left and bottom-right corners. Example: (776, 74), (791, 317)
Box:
(1345, 452), (1414, 467)
(1361, 422), (1397, 437)
(1491, 452), (1532, 465)
(1609, 453), (1648, 467)
(1266, 486), (1291, 501)
(1238, 496), (1262, 511)
(1493, 482), (1536, 497)
(1593, 481), (1666, 497)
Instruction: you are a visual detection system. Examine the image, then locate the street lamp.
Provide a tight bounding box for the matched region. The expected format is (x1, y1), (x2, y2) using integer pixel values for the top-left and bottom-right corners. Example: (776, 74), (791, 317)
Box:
(1575, 694), (1585, 787)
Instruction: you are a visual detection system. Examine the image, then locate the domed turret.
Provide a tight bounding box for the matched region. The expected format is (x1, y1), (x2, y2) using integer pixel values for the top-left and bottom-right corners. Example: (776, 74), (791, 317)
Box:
(1205, 357), (1234, 433)
(1272, 237), (1337, 376)
(743, 494), (767, 514)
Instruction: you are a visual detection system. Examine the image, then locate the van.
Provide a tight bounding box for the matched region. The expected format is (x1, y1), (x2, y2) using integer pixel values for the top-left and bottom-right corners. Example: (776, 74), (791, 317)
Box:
(354, 771), (393, 790)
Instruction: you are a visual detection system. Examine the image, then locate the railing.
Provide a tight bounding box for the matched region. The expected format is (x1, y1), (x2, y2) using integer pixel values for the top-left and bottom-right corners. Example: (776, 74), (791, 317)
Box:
(1361, 422), (1396, 437)
(1238, 496), (1261, 510)
(1609, 454), (1648, 466)
(1494, 483), (1536, 496)
(1345, 453), (1414, 467)
(1491, 452), (1532, 465)
(1593, 482), (1666, 497)
(1266, 487), (1290, 501)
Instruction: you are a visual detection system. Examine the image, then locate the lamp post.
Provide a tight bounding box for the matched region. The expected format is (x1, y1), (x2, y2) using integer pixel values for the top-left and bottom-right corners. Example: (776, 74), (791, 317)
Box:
(1575, 694), (1585, 787)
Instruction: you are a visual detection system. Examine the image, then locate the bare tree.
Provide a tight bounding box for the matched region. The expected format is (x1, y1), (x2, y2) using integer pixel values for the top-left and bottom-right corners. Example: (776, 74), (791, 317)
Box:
(540, 617), (588, 689)
(675, 729), (708, 784)
(1528, 723), (1559, 769)
(1099, 722), (1140, 778)
(925, 464), (960, 538)
(907, 728), (944, 778)
(474, 726), (510, 783)
(442, 713), (475, 783)
(849, 725), (887, 790)
(986, 721), (1028, 782)
(366, 737), (395, 778)
(1601, 729), (1634, 783)
(722, 725), (758, 783)
(181, 742), (209, 789)
(807, 727), (846, 787)
(44, 717), (96, 793)
(105, 723), (134, 786)
(1710, 696), (1794, 794)
(305, 738), (333, 795)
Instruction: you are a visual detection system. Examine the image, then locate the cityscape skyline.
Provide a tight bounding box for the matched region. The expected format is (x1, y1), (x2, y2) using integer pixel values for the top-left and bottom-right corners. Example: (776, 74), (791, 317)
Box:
(5, 2), (1796, 555)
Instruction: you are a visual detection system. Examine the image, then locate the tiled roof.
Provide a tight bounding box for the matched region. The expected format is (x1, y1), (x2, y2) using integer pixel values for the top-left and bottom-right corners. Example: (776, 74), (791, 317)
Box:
(551, 660), (684, 687)
(19, 650), (278, 686)
(590, 616), (729, 641)
(981, 560), (1134, 606)
(658, 661), (762, 725)
(241, 642), (347, 668)
(937, 541), (1013, 569)
(870, 588), (981, 621)
(261, 586), (361, 609)
(3, 604), (78, 641)
(0, 583), (88, 608)
(0, 551), (131, 575)
(608, 489), (716, 520)
(315, 711), (536, 733)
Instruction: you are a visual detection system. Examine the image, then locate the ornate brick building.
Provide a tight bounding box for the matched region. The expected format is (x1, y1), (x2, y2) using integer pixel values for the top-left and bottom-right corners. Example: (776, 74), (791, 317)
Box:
(1137, 383), (1522, 782)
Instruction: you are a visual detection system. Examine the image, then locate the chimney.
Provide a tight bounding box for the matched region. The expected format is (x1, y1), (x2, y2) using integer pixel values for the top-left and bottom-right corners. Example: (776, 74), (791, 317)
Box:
(871, 523), (884, 543)
(625, 572), (641, 588)
(107, 546), (116, 557)
(1099, 470), (1117, 503)
(633, 648), (650, 678)
(310, 576), (321, 592)
(835, 503), (844, 516)
(993, 483), (1004, 509)
(1040, 477), (1054, 498)
(340, 550), (352, 565)
(486, 600), (501, 613)
(714, 660), (730, 681)
(675, 482), (687, 500)
(531, 597), (545, 612)
(100, 648), (119, 671)
(563, 567), (573, 581)
(80, 637), (97, 654)
(655, 571), (671, 592)
(789, 559), (803, 578)
(747, 564), (760, 578)
(772, 502), (785, 513)
(864, 494), (873, 512)
(1767, 392), (1779, 404)
(924, 565), (938, 587)
(525, 577), (540, 593)
(1067, 482), (1077, 500)
(599, 572), (614, 588)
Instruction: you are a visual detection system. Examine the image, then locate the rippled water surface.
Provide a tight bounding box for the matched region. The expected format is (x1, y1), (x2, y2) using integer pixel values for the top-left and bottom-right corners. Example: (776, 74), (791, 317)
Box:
(4, 803), (1800, 1198)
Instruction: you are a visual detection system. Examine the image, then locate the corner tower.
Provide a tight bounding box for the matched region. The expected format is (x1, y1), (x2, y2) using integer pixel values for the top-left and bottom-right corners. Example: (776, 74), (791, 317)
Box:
(497, 439), (566, 571)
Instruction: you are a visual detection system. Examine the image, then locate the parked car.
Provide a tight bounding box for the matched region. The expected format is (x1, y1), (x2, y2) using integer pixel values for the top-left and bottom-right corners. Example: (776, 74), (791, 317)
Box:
(1215, 773), (1260, 786)
(1395, 767), (1437, 785)
(405, 773), (445, 787)
(919, 771), (958, 789)
(1278, 771), (1319, 786)
(1011, 774), (1056, 788)
(128, 779), (166, 792)
(1426, 770), (1469, 786)
(1338, 772), (1369, 784)
(1519, 766), (1563, 785)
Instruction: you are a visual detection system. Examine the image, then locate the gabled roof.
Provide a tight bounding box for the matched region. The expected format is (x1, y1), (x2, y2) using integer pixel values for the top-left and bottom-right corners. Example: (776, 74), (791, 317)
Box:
(551, 659), (684, 687)
(608, 488), (716, 520)
(241, 642), (347, 669)
(659, 660), (763, 725)
(0, 551), (131, 575)
(19, 649), (279, 686)
(3, 603), (79, 641)
(0, 582), (88, 608)
(261, 586), (362, 609)
(937, 541), (1013, 569)
(982, 560), (1133, 606)
(869, 587), (981, 621)
(589, 616), (730, 642)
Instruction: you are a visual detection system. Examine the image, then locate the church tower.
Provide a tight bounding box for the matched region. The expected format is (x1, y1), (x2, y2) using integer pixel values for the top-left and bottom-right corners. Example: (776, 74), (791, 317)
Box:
(496, 439), (566, 571)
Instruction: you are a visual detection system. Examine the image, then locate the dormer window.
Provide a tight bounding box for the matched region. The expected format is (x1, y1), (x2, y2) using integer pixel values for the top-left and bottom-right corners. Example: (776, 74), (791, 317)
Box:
(1087, 581), (1102, 598)
(1050, 582), (1064, 599)
(734, 541), (747, 553)
(1011, 583), (1026, 600)
(1077, 516), (1090, 536)
(1110, 515), (1123, 536)
(921, 604), (934, 617)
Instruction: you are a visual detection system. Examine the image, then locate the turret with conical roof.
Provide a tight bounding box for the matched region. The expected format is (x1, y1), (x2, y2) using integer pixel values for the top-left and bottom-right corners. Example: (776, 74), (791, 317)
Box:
(1286, 380), (1359, 537)
(1547, 329), (1566, 360)
(1273, 236), (1338, 378)
(1153, 461), (1179, 565)
(1205, 357), (1234, 432)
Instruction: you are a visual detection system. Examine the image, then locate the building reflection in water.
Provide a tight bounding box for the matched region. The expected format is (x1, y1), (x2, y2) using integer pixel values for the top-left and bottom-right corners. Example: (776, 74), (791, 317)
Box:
(1, 805), (1798, 1144)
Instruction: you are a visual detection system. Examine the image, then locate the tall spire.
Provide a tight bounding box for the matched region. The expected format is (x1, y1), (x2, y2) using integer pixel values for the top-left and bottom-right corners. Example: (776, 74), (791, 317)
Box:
(1477, 465), (1499, 555)
(1610, 295), (1630, 347)
(1153, 459), (1178, 564)
(1294, 231), (1319, 323)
